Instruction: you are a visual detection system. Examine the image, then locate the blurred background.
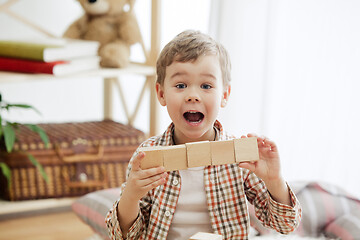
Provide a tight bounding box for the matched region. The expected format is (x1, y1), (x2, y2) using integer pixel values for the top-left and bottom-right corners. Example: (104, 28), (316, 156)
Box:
(0, 0), (359, 198)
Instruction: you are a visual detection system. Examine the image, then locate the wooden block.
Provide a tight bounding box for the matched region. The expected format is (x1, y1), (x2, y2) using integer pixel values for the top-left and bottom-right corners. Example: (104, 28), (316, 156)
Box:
(234, 137), (259, 162)
(186, 141), (211, 168)
(189, 232), (222, 240)
(163, 144), (187, 171)
(210, 140), (235, 165)
(138, 146), (164, 169)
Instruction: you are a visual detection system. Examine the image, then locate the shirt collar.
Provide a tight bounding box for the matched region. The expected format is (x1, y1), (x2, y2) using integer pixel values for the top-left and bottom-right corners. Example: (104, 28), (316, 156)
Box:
(162, 120), (225, 146)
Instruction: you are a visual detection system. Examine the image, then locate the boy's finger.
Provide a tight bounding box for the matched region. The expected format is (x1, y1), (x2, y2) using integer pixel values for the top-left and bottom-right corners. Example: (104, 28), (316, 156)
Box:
(246, 133), (264, 143)
(144, 175), (167, 191)
(142, 172), (168, 187)
(140, 166), (166, 180)
(131, 151), (145, 171)
(264, 138), (277, 151)
(247, 133), (257, 138)
(245, 133), (265, 147)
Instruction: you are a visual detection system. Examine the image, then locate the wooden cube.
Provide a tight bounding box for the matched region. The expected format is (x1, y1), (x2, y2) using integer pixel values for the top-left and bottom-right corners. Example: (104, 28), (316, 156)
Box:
(139, 146), (164, 169)
(163, 144), (187, 171)
(234, 137), (259, 162)
(210, 140), (235, 165)
(186, 141), (212, 168)
(189, 232), (222, 240)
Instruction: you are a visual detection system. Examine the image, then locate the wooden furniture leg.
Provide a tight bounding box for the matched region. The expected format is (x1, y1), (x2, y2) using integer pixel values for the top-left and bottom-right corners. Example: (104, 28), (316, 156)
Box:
(149, 75), (158, 136)
(103, 77), (113, 120)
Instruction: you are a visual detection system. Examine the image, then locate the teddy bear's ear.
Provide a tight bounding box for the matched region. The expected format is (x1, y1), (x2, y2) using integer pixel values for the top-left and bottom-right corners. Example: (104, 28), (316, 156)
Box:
(126, 0), (135, 11)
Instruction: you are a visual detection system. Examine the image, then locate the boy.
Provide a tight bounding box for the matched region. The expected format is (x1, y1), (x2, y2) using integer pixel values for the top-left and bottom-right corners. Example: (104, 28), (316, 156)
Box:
(106, 30), (301, 239)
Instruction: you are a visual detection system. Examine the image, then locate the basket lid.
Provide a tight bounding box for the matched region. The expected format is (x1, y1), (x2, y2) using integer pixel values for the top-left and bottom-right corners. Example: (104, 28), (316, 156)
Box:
(12, 120), (145, 151)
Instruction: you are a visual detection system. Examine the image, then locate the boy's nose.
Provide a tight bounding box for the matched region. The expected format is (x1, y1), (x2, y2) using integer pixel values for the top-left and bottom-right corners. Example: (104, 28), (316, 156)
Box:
(186, 87), (201, 102)
(186, 95), (200, 102)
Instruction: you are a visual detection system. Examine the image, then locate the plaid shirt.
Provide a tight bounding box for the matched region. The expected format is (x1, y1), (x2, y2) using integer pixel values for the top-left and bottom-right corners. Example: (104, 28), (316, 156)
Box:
(106, 120), (301, 239)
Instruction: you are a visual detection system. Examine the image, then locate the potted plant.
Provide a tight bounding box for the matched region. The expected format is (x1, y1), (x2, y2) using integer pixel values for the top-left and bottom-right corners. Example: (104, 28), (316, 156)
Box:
(0, 93), (49, 187)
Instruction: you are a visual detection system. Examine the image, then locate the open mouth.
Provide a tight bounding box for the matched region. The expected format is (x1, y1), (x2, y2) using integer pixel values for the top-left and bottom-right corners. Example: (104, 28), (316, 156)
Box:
(183, 111), (204, 123)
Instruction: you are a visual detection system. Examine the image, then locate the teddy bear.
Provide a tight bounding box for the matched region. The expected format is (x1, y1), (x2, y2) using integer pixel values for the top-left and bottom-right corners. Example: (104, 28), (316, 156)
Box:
(63, 0), (142, 68)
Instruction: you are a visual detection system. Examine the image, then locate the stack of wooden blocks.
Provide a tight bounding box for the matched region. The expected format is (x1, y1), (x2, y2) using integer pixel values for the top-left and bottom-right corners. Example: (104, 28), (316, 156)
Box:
(140, 137), (259, 171)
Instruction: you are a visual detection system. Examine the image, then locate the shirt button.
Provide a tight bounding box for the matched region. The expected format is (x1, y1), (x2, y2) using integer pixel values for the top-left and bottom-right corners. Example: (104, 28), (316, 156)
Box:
(172, 179), (179, 186)
(165, 211), (171, 217)
(286, 212), (292, 217)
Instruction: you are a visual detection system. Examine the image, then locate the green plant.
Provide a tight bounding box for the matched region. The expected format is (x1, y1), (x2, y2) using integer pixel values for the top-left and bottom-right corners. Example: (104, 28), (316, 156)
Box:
(0, 93), (49, 186)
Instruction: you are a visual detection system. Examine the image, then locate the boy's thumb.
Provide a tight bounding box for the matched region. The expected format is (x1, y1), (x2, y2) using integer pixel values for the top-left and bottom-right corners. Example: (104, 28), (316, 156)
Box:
(132, 151), (145, 171)
(238, 162), (256, 173)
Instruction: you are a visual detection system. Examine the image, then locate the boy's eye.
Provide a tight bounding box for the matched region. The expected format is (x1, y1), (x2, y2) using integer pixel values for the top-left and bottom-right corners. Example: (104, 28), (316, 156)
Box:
(175, 83), (186, 89)
(201, 84), (212, 90)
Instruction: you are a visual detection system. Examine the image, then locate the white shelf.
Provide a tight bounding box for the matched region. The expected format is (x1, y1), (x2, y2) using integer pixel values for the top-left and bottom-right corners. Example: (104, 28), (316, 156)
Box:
(0, 63), (156, 83)
(0, 197), (76, 220)
(0, 62), (159, 136)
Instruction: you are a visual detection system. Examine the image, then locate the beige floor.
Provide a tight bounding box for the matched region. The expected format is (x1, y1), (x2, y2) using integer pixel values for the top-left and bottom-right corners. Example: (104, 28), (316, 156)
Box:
(0, 211), (94, 240)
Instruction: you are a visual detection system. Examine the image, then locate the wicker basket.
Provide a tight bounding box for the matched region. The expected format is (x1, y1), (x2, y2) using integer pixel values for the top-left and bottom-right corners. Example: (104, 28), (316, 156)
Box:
(0, 120), (145, 201)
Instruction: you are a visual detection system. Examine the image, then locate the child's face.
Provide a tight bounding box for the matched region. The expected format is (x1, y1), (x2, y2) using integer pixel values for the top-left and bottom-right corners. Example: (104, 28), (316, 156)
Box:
(156, 55), (230, 144)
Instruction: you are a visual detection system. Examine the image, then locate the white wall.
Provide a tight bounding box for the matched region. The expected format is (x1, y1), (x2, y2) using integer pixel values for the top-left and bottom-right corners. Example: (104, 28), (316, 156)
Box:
(0, 0), (211, 134)
(213, 0), (270, 134)
(215, 0), (360, 198)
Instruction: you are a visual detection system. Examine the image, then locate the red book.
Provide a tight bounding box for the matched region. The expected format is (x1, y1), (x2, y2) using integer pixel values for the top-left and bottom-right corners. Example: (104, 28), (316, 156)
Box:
(0, 56), (100, 76)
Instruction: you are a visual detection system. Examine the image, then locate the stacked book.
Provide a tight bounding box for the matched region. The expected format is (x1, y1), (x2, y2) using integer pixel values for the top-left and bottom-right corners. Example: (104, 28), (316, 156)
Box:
(0, 38), (100, 76)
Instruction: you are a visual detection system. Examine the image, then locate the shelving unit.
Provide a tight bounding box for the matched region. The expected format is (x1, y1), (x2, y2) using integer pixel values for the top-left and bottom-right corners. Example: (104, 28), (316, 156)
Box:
(0, 0), (162, 222)
(0, 0), (162, 136)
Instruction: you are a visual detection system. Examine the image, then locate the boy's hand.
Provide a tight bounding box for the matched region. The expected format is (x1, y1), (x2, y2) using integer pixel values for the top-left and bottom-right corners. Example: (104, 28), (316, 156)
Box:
(117, 152), (167, 235)
(238, 134), (292, 206)
(123, 152), (168, 201)
(238, 134), (282, 183)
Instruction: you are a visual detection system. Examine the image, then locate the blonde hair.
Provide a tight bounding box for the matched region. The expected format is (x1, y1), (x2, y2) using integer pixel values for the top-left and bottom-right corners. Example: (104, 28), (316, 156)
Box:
(156, 30), (231, 87)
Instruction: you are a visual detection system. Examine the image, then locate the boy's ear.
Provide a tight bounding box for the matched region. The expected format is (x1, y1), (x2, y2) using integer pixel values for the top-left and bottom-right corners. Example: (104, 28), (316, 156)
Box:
(156, 82), (167, 106)
(221, 85), (231, 108)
